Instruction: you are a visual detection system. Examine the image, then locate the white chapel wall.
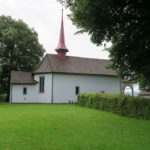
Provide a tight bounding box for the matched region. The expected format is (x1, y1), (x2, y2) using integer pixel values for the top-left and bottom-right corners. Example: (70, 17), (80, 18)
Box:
(34, 74), (52, 103)
(10, 73), (121, 103)
(53, 74), (121, 103)
(11, 74), (52, 103)
(11, 84), (37, 103)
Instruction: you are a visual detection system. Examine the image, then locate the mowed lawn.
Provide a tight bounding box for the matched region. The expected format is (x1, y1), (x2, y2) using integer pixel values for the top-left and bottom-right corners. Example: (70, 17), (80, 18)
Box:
(0, 104), (150, 150)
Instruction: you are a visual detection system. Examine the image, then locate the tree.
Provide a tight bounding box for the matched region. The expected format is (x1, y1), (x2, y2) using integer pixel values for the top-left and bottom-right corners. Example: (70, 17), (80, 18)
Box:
(0, 16), (45, 99)
(58, 0), (150, 90)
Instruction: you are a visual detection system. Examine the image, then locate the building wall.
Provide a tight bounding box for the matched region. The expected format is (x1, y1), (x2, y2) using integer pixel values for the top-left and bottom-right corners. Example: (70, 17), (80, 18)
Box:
(34, 74), (52, 103)
(53, 74), (121, 103)
(10, 73), (121, 103)
(10, 74), (52, 103)
(10, 84), (37, 103)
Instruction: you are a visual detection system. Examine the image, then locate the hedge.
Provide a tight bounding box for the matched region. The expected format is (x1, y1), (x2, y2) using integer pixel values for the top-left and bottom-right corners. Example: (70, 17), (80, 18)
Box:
(78, 93), (150, 120)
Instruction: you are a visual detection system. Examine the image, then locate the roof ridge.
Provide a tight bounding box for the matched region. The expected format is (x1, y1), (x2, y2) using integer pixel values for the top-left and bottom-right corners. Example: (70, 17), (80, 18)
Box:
(47, 53), (109, 61)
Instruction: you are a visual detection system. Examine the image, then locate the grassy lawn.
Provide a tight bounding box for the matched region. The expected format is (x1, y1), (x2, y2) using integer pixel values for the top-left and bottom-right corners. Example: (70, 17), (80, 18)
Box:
(0, 104), (150, 150)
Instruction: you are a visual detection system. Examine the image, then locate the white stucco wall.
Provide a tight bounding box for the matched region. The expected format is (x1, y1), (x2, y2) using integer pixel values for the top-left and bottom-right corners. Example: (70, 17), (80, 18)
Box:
(52, 74), (121, 103)
(10, 84), (37, 103)
(10, 74), (52, 103)
(34, 74), (52, 103)
(10, 73), (121, 103)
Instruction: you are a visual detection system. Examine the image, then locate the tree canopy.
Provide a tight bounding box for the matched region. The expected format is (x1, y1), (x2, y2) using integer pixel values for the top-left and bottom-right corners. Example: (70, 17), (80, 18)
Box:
(59, 0), (150, 90)
(0, 15), (45, 95)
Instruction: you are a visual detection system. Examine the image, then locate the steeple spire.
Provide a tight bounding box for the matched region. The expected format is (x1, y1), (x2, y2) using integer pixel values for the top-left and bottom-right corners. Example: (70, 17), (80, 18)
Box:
(55, 9), (68, 59)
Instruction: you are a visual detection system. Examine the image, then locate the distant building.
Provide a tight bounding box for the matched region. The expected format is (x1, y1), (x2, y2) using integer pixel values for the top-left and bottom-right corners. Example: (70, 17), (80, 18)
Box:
(9, 10), (122, 103)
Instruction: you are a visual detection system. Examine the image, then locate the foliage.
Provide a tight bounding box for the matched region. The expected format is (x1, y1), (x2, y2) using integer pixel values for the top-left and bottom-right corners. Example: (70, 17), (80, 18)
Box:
(0, 15), (45, 97)
(0, 64), (2, 73)
(58, 0), (150, 90)
(137, 74), (150, 91)
(0, 104), (150, 150)
(0, 94), (6, 102)
(78, 93), (150, 120)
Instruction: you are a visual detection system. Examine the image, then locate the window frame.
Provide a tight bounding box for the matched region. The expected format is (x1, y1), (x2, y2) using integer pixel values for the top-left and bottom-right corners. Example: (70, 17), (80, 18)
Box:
(23, 87), (27, 95)
(39, 76), (45, 93)
(75, 86), (80, 95)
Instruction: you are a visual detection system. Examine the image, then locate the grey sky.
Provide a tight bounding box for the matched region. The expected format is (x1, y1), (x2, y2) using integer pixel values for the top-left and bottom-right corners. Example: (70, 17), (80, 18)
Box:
(0, 0), (140, 92)
(0, 0), (110, 59)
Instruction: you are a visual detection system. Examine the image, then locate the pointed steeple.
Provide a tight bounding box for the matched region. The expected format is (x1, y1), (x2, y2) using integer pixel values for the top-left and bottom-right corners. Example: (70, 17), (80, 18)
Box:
(55, 9), (68, 59)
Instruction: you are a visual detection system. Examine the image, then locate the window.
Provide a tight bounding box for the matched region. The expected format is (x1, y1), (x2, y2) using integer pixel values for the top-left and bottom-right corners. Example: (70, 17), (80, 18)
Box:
(39, 76), (45, 93)
(23, 87), (27, 95)
(75, 86), (80, 95)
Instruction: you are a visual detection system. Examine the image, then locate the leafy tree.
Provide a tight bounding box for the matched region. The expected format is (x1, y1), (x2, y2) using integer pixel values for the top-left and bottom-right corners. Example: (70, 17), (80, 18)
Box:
(137, 75), (150, 91)
(0, 16), (45, 99)
(0, 65), (10, 94)
(59, 0), (150, 90)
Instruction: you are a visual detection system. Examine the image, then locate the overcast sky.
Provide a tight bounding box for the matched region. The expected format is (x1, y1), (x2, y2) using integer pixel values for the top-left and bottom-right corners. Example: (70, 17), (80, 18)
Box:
(0, 0), (140, 92)
(0, 0), (110, 59)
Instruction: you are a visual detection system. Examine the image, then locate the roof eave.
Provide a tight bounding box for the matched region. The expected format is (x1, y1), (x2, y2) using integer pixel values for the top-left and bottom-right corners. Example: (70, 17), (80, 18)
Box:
(33, 71), (117, 77)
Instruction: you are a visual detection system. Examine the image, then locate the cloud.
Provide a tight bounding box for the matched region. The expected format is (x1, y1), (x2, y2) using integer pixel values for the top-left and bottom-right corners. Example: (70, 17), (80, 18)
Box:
(0, 0), (109, 59)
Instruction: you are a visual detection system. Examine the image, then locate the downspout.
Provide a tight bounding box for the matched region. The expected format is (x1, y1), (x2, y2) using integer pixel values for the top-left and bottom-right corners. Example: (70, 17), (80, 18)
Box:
(120, 79), (122, 94)
(51, 74), (54, 103)
(10, 84), (12, 103)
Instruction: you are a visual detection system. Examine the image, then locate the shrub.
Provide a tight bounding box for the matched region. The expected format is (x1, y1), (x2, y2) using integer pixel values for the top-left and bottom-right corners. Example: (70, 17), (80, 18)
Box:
(78, 93), (150, 120)
(0, 94), (7, 102)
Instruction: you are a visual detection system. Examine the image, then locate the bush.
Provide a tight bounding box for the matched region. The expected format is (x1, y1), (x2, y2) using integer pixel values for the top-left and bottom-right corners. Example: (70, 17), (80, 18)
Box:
(78, 93), (150, 120)
(0, 94), (7, 102)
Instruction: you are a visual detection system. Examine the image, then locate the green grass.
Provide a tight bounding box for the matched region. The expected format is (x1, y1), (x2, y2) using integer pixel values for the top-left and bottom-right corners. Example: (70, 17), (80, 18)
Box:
(0, 104), (150, 150)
